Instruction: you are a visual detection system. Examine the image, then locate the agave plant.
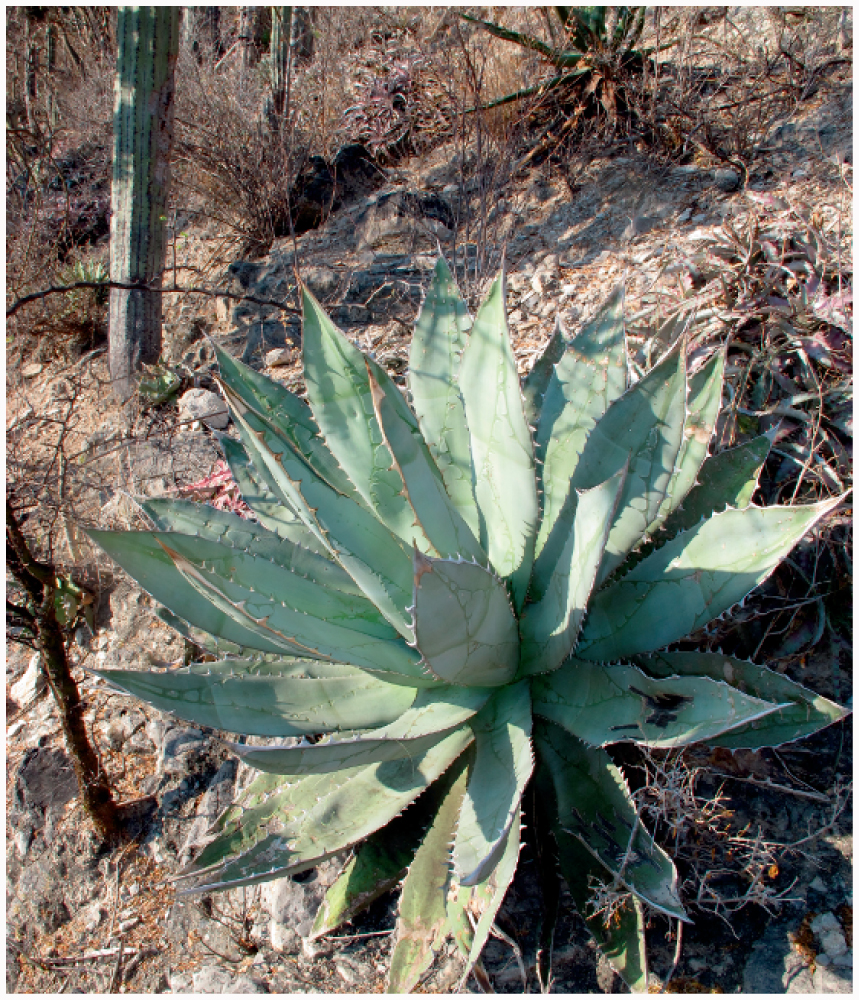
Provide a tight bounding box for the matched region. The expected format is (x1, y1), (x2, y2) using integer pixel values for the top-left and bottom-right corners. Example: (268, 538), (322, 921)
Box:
(461, 6), (647, 117)
(90, 258), (847, 991)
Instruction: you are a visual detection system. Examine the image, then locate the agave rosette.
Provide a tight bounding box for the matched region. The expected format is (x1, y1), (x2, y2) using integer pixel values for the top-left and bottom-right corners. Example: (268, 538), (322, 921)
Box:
(91, 258), (847, 991)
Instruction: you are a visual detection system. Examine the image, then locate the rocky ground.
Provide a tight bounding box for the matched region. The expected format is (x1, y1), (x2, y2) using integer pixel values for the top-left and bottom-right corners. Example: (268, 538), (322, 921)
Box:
(6, 75), (853, 994)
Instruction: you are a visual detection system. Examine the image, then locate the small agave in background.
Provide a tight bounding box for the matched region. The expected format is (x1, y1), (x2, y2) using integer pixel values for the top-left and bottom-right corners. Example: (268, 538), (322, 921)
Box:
(89, 256), (848, 991)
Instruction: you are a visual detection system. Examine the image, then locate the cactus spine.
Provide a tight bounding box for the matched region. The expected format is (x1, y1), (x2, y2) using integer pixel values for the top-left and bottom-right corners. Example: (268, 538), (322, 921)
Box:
(108, 6), (181, 400)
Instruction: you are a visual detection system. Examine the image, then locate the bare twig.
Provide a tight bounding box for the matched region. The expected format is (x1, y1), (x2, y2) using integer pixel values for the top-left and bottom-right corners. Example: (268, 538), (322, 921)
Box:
(7, 280), (299, 319)
(107, 936), (125, 993)
(659, 922), (684, 994)
(489, 922), (527, 992)
(323, 929), (395, 941)
(705, 772), (831, 805)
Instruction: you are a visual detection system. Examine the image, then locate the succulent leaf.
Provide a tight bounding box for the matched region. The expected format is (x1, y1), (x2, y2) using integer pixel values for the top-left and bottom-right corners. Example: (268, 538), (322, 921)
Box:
(310, 786), (446, 940)
(145, 527), (391, 636)
(413, 550), (519, 687)
(532, 659), (785, 748)
(555, 821), (649, 992)
(453, 681), (533, 885)
(217, 434), (328, 553)
(228, 685), (491, 774)
(215, 344), (360, 501)
(155, 606), (244, 656)
(650, 350), (726, 532)
(522, 317), (567, 429)
(302, 287), (427, 546)
(521, 466), (626, 674)
(535, 285), (626, 560)
(230, 728), (457, 777)
(87, 529), (286, 654)
(224, 385), (416, 638)
(459, 269), (538, 607)
(578, 344), (689, 586)
(93, 659), (417, 736)
(160, 539), (430, 684)
(533, 757), (648, 992)
(141, 498), (367, 599)
(457, 805), (522, 988)
(660, 432), (772, 538)
(387, 756), (470, 993)
(637, 651), (850, 748)
(534, 719), (686, 920)
(366, 362), (486, 563)
(409, 257), (480, 535)
(578, 495), (843, 662)
(184, 725), (474, 894)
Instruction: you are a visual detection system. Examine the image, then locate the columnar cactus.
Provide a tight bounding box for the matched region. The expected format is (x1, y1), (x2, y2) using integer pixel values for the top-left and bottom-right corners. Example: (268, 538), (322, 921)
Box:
(91, 258), (848, 991)
(269, 6), (293, 119)
(108, 6), (181, 399)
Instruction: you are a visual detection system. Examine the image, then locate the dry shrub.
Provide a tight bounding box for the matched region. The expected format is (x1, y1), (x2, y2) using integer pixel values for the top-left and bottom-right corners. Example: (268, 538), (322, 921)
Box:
(172, 7), (396, 253)
(6, 7), (115, 361)
(172, 52), (299, 254)
(636, 7), (851, 172)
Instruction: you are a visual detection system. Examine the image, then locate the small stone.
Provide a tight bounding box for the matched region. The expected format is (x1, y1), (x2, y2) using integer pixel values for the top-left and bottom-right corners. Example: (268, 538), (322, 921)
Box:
(105, 719), (128, 751)
(302, 938), (324, 961)
(232, 974), (267, 994)
(508, 309), (525, 325)
(265, 348), (294, 367)
(817, 953), (832, 965)
(82, 902), (104, 932)
(809, 876), (829, 893)
(118, 916), (140, 933)
(168, 970), (193, 993)
(832, 949), (853, 967)
(820, 929), (849, 958)
(192, 966), (233, 993)
(335, 960), (359, 985)
(623, 214), (660, 240)
(14, 827), (33, 859)
(301, 265), (339, 300)
(332, 303), (371, 324)
(179, 759), (238, 864)
(22, 362), (44, 378)
(811, 912), (842, 935)
(812, 963), (853, 992)
(714, 167), (741, 192)
(11, 653), (46, 707)
(178, 388), (229, 430)
(74, 625), (92, 651)
(531, 271), (556, 295)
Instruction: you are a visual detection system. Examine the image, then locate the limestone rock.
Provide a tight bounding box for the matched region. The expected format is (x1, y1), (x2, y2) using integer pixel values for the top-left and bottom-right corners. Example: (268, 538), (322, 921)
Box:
(178, 388), (229, 430)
